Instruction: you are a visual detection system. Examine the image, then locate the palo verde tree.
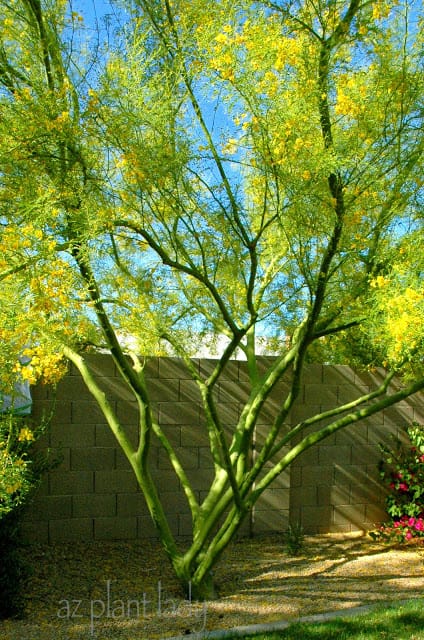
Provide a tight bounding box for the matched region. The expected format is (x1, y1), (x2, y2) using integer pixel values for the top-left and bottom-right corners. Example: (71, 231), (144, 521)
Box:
(0, 0), (423, 598)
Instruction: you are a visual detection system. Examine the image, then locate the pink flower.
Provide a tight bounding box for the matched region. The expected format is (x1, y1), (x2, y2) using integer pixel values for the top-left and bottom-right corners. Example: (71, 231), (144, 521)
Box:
(408, 517), (416, 527)
(415, 520), (424, 532)
(398, 482), (409, 491)
(405, 531), (413, 540)
(420, 454), (424, 463)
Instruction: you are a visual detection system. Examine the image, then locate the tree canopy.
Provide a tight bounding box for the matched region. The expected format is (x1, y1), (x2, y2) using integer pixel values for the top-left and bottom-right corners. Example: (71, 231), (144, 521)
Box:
(0, 0), (423, 597)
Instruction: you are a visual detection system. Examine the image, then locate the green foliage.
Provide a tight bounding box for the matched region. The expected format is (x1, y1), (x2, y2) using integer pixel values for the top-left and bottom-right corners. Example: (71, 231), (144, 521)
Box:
(284, 522), (305, 556)
(0, 412), (50, 519)
(0, 410), (55, 619)
(370, 423), (424, 544)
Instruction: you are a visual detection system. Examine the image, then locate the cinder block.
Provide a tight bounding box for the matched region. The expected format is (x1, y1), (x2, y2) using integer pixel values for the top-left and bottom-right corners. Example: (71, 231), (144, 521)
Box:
(304, 384), (338, 407)
(350, 481), (383, 504)
(138, 514), (179, 538)
(257, 397), (285, 423)
(72, 400), (109, 424)
(159, 402), (200, 425)
(320, 484), (350, 507)
(290, 466), (302, 488)
(101, 376), (138, 402)
(20, 519), (49, 543)
(188, 462), (214, 490)
(326, 523), (353, 534)
(115, 445), (142, 470)
(73, 494), (117, 518)
(335, 424), (368, 446)
(161, 491), (191, 514)
(215, 402), (239, 425)
(95, 423), (120, 447)
(302, 364), (324, 384)
(289, 486), (317, 508)
(253, 508), (289, 533)
(266, 468), (290, 490)
(322, 365), (355, 385)
(94, 517), (137, 540)
(44, 447), (71, 471)
(178, 379), (202, 403)
(32, 399), (72, 425)
(33, 475), (50, 497)
(95, 470), (138, 494)
(50, 423), (96, 448)
(298, 506), (332, 533)
(199, 359), (238, 380)
(383, 405), (414, 426)
(180, 426), (208, 447)
(159, 358), (195, 379)
(137, 515), (160, 539)
(24, 495), (72, 520)
(53, 376), (90, 400)
(296, 444), (319, 465)
(31, 383), (50, 402)
(116, 400), (150, 425)
(71, 447), (116, 471)
(256, 488), (290, 511)
(49, 517), (93, 541)
(117, 493), (149, 517)
(350, 444), (380, 466)
(301, 465), (334, 486)
(289, 404), (321, 425)
(366, 423), (396, 445)
(218, 380), (251, 404)
(219, 360), (241, 381)
(150, 468), (181, 492)
(333, 504), (366, 527)
(354, 368), (386, 387)
(146, 378), (179, 402)
(413, 406), (424, 423)
(405, 392), (424, 408)
(319, 444), (351, 465)
(365, 503), (387, 526)
(81, 353), (116, 377)
(333, 462), (364, 482)
(143, 357), (159, 378)
(337, 383), (370, 405)
(49, 471), (94, 495)
(177, 513), (194, 537)
(158, 446), (199, 470)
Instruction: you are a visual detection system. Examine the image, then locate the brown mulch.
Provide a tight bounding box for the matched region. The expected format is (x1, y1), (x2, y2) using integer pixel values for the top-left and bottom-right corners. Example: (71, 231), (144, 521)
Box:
(1, 533), (424, 639)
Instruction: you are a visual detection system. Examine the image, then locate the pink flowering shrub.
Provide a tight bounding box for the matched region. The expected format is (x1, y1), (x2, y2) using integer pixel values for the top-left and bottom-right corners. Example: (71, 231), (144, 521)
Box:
(371, 423), (424, 544)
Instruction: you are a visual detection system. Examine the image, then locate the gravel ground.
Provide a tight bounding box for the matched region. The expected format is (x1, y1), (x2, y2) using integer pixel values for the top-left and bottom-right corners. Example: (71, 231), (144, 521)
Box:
(1, 533), (424, 640)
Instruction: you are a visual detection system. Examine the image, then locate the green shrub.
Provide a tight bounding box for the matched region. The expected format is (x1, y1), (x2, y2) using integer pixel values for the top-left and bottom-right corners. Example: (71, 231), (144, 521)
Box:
(284, 522), (305, 556)
(371, 423), (424, 544)
(0, 411), (54, 618)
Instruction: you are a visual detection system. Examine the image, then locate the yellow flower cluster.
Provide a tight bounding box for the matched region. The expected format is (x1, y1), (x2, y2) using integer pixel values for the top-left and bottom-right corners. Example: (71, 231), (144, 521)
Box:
(335, 89), (363, 118)
(5, 481), (21, 494)
(18, 427), (35, 442)
(385, 287), (423, 359)
(17, 347), (67, 385)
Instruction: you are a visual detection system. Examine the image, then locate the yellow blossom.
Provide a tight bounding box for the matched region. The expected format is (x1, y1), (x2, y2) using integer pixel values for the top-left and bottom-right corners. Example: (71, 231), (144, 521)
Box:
(18, 427), (35, 442)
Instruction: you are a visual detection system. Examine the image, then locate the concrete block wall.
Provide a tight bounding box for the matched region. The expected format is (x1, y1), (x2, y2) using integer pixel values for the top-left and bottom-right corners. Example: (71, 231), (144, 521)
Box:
(21, 356), (424, 542)
(289, 365), (424, 533)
